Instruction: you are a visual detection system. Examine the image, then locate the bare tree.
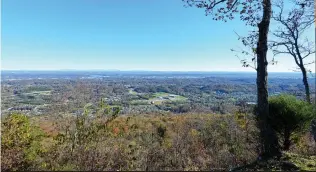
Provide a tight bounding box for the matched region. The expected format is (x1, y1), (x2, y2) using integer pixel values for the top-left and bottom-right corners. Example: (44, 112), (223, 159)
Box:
(232, 30), (278, 71)
(183, 0), (280, 158)
(270, 0), (315, 103)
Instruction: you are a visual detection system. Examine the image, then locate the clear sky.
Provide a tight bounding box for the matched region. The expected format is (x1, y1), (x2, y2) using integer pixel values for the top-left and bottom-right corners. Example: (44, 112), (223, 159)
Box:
(1, 0), (315, 72)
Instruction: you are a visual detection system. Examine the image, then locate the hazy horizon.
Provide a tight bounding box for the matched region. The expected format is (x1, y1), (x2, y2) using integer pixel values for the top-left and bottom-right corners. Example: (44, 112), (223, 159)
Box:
(0, 69), (311, 73)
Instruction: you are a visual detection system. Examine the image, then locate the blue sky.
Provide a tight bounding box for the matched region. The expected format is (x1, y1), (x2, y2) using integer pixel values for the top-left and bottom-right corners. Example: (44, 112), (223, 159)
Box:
(1, 0), (315, 72)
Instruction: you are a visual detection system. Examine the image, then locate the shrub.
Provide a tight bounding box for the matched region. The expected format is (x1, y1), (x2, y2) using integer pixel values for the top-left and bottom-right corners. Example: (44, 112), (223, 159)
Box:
(2, 112), (259, 171)
(1, 113), (45, 171)
(268, 94), (316, 150)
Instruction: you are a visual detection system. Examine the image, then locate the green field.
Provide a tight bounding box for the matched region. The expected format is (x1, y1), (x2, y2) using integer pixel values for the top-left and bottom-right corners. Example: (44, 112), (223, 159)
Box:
(128, 88), (138, 95)
(151, 92), (187, 101)
(129, 91), (187, 105)
(25, 90), (52, 96)
(16, 90), (52, 105)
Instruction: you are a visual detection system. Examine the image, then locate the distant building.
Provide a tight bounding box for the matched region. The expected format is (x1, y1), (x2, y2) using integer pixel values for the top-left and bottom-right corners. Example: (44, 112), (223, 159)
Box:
(246, 102), (256, 105)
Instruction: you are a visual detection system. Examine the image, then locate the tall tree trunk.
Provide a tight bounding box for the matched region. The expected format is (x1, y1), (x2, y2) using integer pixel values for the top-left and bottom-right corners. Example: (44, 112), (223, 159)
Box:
(300, 65), (311, 103)
(311, 120), (316, 143)
(294, 29), (311, 104)
(256, 0), (281, 159)
(283, 128), (291, 151)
